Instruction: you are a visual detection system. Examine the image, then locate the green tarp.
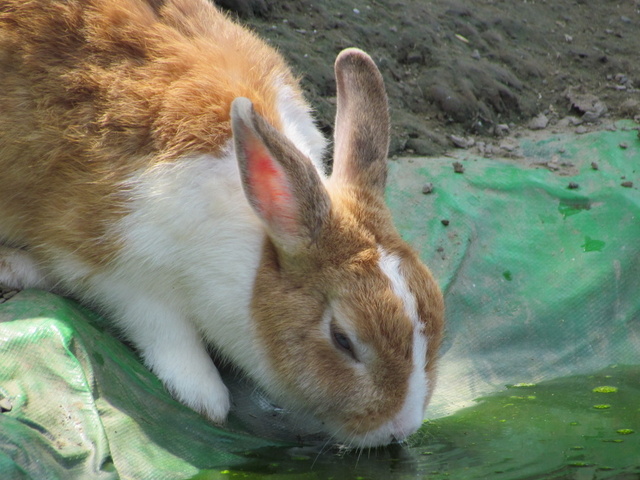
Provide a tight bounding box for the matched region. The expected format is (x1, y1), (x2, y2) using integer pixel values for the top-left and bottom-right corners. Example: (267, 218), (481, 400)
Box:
(1, 122), (639, 479)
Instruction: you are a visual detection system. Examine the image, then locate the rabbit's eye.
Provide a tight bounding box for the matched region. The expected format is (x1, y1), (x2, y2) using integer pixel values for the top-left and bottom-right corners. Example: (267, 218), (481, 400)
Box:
(331, 322), (358, 361)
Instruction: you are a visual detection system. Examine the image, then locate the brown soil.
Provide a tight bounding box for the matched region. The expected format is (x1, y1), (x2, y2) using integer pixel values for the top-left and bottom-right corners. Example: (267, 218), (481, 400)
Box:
(222, 0), (640, 156)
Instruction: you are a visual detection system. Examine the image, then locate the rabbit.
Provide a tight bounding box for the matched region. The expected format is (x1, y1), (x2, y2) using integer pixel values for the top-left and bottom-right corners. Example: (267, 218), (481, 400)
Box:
(0, 0), (444, 448)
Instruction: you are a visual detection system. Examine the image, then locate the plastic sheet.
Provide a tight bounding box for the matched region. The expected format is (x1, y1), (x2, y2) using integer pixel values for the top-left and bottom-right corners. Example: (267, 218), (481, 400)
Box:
(1, 123), (638, 478)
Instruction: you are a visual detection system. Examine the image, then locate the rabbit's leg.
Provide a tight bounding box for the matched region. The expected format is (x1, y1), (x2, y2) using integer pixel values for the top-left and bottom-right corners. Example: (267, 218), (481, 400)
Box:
(118, 298), (231, 422)
(0, 245), (51, 290)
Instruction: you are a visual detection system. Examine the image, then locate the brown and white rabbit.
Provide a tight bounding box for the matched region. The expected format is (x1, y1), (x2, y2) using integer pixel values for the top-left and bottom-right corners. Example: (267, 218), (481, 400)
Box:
(0, 0), (444, 447)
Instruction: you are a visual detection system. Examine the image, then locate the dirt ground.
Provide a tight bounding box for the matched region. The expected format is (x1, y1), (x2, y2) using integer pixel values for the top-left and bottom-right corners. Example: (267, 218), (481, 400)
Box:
(220, 0), (640, 156)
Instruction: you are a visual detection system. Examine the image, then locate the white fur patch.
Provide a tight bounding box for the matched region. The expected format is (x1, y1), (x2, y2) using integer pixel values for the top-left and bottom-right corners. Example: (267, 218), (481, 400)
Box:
(376, 246), (429, 442)
(377, 247), (420, 324)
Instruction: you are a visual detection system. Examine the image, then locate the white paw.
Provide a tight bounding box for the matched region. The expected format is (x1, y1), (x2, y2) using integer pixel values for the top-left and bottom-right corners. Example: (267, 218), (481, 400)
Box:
(101, 295), (233, 425)
(170, 368), (231, 424)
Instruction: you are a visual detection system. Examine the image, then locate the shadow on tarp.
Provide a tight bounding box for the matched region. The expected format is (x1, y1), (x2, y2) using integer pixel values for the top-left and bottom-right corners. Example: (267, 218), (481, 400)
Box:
(0, 122), (639, 479)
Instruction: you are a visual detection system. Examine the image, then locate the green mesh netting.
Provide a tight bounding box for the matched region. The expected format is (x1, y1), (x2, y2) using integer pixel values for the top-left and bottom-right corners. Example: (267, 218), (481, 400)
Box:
(1, 123), (638, 479)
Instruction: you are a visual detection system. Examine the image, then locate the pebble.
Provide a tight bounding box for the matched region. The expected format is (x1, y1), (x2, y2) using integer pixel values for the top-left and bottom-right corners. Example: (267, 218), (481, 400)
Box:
(481, 143), (497, 157)
(452, 161), (465, 174)
(582, 107), (606, 123)
(619, 142), (629, 149)
(422, 182), (434, 194)
(565, 90), (608, 122)
(441, 219), (450, 226)
(575, 125), (588, 134)
(499, 139), (519, 152)
(591, 161), (599, 170)
(495, 124), (510, 136)
(568, 182), (579, 189)
(450, 135), (474, 149)
(568, 116), (583, 126)
(621, 181), (633, 188)
(528, 113), (549, 130)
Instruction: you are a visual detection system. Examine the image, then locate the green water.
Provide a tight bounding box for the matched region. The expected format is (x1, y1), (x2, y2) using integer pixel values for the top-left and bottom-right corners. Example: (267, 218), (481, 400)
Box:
(190, 365), (640, 480)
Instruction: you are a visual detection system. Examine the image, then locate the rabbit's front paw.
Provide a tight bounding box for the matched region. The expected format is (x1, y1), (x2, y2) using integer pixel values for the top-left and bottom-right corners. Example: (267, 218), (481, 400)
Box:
(186, 374), (231, 424)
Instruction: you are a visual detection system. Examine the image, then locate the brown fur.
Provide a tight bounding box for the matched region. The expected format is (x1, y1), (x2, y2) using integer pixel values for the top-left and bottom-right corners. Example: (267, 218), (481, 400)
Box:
(252, 184), (443, 434)
(0, 1), (445, 443)
(242, 48), (444, 436)
(0, 0), (294, 267)
(234, 47), (444, 435)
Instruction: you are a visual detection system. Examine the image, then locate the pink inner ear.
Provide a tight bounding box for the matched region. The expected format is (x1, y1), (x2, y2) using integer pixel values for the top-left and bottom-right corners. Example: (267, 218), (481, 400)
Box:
(245, 142), (299, 236)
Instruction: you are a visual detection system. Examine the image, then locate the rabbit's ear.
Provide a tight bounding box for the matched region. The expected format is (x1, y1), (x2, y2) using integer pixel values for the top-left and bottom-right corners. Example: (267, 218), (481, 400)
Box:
(332, 48), (390, 195)
(231, 97), (331, 253)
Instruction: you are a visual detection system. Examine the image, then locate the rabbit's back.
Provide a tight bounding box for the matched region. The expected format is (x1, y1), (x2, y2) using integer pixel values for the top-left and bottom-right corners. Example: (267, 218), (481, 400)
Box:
(0, 0), (322, 264)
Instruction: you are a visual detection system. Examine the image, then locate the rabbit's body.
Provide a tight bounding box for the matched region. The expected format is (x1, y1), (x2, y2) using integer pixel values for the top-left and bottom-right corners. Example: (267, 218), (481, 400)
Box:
(0, 0), (444, 448)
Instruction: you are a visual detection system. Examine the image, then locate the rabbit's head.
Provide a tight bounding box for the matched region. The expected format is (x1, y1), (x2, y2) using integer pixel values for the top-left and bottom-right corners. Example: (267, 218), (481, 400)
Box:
(231, 49), (444, 448)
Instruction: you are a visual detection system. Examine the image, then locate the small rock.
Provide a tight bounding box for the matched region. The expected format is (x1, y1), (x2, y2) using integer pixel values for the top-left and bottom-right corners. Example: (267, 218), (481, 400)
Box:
(441, 219), (450, 226)
(575, 125), (588, 134)
(495, 123), (510, 136)
(565, 89), (608, 122)
(591, 162), (599, 170)
(619, 142), (629, 149)
(557, 116), (581, 128)
(499, 139), (519, 152)
(528, 113), (549, 130)
(422, 182), (434, 194)
(450, 135), (474, 149)
(568, 182), (580, 189)
(621, 181), (633, 188)
(471, 49), (481, 60)
(482, 144), (497, 157)
(582, 108), (606, 123)
(452, 161), (465, 174)
(614, 73), (629, 85)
